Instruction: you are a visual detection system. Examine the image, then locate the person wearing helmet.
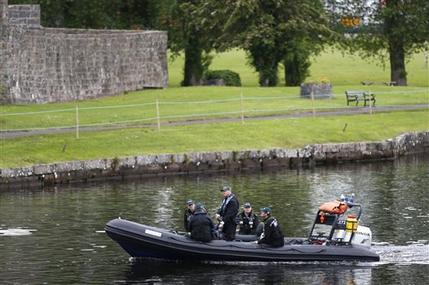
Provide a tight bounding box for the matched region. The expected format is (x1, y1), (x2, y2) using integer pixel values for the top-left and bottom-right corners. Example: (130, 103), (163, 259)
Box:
(236, 202), (260, 235)
(183, 199), (196, 232)
(188, 203), (215, 242)
(257, 207), (284, 247)
(216, 185), (239, 241)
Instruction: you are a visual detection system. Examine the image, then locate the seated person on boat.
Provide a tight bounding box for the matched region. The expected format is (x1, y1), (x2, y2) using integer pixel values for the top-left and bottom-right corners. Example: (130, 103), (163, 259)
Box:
(236, 202), (260, 235)
(183, 199), (195, 232)
(189, 203), (215, 242)
(257, 207), (285, 247)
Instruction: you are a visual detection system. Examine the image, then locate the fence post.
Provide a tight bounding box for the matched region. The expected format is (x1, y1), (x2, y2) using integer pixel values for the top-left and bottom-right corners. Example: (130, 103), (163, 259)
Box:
(425, 48), (428, 69)
(369, 91), (373, 115)
(240, 91), (245, 124)
(311, 88), (316, 118)
(156, 99), (161, 131)
(75, 103), (79, 139)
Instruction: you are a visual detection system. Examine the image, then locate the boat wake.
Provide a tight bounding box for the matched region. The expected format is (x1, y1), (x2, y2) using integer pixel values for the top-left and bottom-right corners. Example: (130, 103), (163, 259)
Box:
(129, 242), (429, 266)
(372, 241), (429, 265)
(0, 228), (37, 236)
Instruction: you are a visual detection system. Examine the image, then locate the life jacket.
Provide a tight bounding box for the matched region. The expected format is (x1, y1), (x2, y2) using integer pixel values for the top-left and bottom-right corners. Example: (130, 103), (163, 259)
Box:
(319, 200), (348, 215)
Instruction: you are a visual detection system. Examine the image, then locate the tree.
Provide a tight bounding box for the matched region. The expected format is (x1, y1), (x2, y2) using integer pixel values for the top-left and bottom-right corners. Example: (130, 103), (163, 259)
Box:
(167, 0), (222, 86)
(283, 0), (329, 86)
(170, 1), (204, 86)
(326, 0), (429, 86)
(190, 0), (334, 86)
(283, 39), (313, 86)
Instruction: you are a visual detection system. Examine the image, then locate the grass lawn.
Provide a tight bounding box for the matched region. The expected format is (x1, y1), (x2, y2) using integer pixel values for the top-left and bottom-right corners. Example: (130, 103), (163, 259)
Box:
(1, 50), (427, 131)
(1, 110), (428, 168)
(170, 49), (429, 87)
(1, 86), (427, 131)
(1, 49), (428, 168)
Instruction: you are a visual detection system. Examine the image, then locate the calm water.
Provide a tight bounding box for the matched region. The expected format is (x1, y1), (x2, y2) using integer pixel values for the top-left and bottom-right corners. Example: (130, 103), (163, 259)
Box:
(1, 154), (428, 284)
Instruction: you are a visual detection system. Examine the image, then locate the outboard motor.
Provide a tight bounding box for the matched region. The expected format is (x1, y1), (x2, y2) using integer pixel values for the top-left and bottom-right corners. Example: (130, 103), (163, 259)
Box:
(351, 225), (372, 247)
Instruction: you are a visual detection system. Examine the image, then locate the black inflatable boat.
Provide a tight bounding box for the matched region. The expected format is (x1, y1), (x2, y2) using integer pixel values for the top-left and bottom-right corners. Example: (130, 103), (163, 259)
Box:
(105, 217), (380, 262)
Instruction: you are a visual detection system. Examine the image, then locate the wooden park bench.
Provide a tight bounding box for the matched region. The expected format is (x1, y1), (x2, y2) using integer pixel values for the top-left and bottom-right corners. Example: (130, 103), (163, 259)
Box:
(345, 90), (376, 106)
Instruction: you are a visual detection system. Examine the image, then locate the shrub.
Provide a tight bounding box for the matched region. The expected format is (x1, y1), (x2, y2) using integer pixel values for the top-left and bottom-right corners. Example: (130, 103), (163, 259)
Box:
(204, 70), (241, 86)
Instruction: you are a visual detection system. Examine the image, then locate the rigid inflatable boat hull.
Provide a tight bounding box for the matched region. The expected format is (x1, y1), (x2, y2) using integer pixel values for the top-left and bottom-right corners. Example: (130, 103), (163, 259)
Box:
(105, 219), (380, 262)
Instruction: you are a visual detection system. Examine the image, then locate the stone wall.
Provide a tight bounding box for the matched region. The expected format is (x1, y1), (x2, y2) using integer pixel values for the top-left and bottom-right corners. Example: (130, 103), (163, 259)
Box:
(8, 5), (40, 27)
(0, 1), (168, 104)
(0, 0), (7, 25)
(300, 83), (332, 99)
(1, 132), (428, 189)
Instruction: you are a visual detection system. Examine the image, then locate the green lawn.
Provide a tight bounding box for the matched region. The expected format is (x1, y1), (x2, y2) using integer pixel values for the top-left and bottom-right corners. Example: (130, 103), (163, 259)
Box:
(1, 86), (427, 131)
(1, 50), (428, 131)
(170, 49), (429, 87)
(1, 110), (428, 168)
(1, 49), (428, 168)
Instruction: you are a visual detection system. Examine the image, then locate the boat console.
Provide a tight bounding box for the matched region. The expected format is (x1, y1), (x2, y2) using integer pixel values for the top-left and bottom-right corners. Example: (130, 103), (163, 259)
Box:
(308, 199), (372, 247)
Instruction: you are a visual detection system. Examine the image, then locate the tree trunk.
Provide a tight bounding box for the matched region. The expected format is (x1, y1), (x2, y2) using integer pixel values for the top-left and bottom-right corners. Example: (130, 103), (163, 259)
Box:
(253, 55), (279, 87)
(258, 63), (278, 87)
(388, 40), (407, 86)
(182, 35), (204, 86)
(283, 39), (312, 86)
(248, 45), (280, 87)
(284, 55), (299, 86)
(284, 54), (310, 87)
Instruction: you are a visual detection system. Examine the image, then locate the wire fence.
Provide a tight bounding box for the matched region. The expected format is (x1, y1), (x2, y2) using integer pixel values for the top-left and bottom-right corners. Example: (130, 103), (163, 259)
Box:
(0, 88), (428, 138)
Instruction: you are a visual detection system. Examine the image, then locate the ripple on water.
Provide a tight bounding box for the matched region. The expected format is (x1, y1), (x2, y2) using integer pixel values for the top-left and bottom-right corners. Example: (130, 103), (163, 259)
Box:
(80, 249), (95, 252)
(373, 243), (429, 265)
(0, 228), (37, 236)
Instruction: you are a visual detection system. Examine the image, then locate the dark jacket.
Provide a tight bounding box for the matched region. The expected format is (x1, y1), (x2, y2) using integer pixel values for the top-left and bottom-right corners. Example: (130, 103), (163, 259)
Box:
(189, 211), (215, 242)
(258, 216), (284, 247)
(218, 194), (239, 240)
(183, 208), (194, 232)
(236, 211), (260, 235)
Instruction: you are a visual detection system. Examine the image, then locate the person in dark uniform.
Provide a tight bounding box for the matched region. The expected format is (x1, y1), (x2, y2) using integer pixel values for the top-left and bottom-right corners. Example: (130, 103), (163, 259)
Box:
(258, 207), (284, 247)
(216, 185), (239, 241)
(183, 199), (195, 232)
(189, 203), (215, 242)
(236, 202), (260, 235)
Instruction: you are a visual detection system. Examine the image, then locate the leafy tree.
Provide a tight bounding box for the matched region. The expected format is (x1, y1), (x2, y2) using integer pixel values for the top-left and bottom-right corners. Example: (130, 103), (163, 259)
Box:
(191, 0), (334, 86)
(167, 0), (222, 86)
(282, 0), (329, 86)
(326, 0), (429, 86)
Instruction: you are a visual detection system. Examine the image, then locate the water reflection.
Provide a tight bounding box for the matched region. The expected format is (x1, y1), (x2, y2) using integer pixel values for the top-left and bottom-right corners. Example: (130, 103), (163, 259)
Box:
(126, 261), (373, 285)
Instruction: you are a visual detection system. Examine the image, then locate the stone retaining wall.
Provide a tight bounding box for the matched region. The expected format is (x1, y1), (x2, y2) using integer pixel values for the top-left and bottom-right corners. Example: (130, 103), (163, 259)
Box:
(1, 132), (428, 189)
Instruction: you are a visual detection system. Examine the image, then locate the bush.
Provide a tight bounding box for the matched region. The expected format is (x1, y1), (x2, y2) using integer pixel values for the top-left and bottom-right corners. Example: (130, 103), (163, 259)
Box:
(204, 70), (241, 86)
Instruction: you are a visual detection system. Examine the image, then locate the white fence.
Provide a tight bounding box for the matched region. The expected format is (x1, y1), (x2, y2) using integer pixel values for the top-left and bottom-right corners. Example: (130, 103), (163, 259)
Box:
(0, 88), (427, 138)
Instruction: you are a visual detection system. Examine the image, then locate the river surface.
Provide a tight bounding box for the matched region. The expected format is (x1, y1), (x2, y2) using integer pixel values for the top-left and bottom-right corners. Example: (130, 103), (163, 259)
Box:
(1, 154), (428, 284)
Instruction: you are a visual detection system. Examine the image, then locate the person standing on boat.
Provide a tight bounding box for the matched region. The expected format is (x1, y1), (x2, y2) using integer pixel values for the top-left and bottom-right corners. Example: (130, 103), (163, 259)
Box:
(183, 199), (196, 232)
(236, 202), (260, 235)
(258, 207), (284, 247)
(189, 203), (215, 242)
(216, 185), (239, 241)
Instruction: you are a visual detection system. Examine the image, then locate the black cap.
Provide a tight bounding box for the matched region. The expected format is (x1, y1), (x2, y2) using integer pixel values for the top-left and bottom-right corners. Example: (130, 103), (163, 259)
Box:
(220, 186), (231, 192)
(243, 202), (251, 208)
(260, 207), (272, 214)
(186, 199), (194, 205)
(195, 202), (206, 212)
